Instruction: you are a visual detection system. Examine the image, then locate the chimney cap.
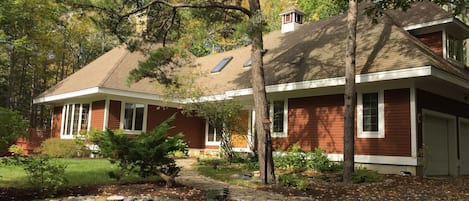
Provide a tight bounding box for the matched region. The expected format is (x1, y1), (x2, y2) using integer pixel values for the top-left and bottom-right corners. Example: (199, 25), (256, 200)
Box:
(279, 6), (306, 16)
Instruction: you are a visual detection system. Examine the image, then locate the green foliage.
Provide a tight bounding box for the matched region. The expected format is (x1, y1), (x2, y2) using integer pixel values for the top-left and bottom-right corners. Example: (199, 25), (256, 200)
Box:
(35, 138), (83, 158)
(278, 173), (309, 190)
(92, 115), (187, 187)
(305, 148), (343, 172)
(351, 168), (384, 184)
(2, 156), (67, 194)
(8, 144), (24, 156)
(0, 107), (28, 152)
(296, 0), (348, 21)
(274, 145), (341, 172)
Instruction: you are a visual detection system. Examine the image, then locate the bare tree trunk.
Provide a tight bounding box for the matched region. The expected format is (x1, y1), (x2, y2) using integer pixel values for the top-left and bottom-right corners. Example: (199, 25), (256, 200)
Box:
(249, 0), (275, 184)
(343, 0), (358, 183)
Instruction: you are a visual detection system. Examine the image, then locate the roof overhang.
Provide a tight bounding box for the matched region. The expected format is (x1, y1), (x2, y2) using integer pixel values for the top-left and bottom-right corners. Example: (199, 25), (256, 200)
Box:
(33, 87), (170, 104)
(404, 17), (469, 40)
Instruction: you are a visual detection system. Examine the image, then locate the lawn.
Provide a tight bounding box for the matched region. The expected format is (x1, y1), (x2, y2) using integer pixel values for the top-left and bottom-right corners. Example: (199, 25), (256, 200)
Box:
(0, 158), (158, 188)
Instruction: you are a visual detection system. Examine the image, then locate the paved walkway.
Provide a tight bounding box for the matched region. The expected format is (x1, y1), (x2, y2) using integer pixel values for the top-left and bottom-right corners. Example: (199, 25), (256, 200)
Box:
(175, 159), (312, 201)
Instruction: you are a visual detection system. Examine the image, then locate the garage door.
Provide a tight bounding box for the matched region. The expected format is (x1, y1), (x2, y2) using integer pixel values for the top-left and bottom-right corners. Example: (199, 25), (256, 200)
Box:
(423, 115), (450, 175)
(460, 119), (469, 175)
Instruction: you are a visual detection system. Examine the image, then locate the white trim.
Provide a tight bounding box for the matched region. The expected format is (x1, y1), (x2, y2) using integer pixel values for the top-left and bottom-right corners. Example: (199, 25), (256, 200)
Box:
(120, 102), (147, 134)
(270, 99), (288, 138)
(403, 18), (454, 31)
(410, 87), (417, 157)
(225, 66), (432, 97)
(326, 153), (418, 166)
(443, 29), (448, 59)
(103, 99), (110, 130)
(205, 121), (221, 146)
(357, 90), (385, 138)
(33, 87), (168, 104)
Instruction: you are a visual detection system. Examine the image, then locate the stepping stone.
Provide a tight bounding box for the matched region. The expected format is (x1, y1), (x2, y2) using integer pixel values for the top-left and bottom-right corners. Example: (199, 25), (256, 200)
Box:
(107, 195), (125, 201)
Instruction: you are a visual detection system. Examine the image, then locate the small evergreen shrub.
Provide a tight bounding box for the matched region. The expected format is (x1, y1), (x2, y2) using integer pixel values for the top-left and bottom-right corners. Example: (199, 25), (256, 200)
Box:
(36, 138), (82, 158)
(305, 148), (343, 172)
(278, 173), (309, 190)
(274, 144), (306, 170)
(351, 168), (384, 183)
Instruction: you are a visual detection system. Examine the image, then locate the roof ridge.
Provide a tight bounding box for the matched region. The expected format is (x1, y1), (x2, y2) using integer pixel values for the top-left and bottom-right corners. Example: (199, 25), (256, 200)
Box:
(99, 46), (131, 87)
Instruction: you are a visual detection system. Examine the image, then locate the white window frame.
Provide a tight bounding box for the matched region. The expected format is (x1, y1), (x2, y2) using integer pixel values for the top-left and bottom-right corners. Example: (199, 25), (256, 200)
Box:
(119, 102), (147, 134)
(60, 103), (91, 139)
(270, 99), (288, 138)
(443, 30), (467, 67)
(357, 90), (385, 138)
(205, 121), (222, 146)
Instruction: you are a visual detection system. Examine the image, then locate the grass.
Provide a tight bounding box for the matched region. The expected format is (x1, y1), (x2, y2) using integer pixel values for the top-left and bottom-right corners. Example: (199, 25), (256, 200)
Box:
(196, 165), (259, 187)
(0, 158), (159, 188)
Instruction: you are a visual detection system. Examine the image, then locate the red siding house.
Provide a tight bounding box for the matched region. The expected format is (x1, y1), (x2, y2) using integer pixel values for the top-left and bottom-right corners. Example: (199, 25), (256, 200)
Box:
(34, 2), (469, 176)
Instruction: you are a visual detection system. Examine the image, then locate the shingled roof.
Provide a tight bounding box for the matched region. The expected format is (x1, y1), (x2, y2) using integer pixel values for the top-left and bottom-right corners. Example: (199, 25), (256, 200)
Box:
(34, 2), (469, 103)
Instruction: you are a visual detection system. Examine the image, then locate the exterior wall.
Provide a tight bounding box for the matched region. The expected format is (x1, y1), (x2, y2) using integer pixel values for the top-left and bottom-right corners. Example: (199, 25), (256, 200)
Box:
(273, 89), (412, 157)
(91, 100), (105, 130)
(146, 105), (205, 149)
(417, 89), (469, 150)
(416, 31), (443, 56)
(52, 106), (62, 138)
(108, 100), (121, 130)
(356, 88), (411, 156)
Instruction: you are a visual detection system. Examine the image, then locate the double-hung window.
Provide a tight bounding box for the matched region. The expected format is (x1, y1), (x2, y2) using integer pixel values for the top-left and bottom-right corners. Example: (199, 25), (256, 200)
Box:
(446, 35), (466, 65)
(61, 103), (90, 139)
(270, 99), (288, 137)
(357, 91), (384, 138)
(122, 103), (146, 133)
(206, 123), (222, 145)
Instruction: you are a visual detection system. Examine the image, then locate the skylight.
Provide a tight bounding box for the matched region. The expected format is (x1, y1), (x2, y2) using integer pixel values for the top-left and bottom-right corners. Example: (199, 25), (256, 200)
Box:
(211, 56), (233, 73)
(243, 49), (268, 68)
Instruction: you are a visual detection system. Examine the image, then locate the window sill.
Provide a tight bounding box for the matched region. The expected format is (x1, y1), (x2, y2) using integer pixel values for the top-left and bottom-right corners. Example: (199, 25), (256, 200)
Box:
(206, 141), (221, 146)
(123, 130), (142, 135)
(357, 131), (384, 138)
(271, 132), (287, 138)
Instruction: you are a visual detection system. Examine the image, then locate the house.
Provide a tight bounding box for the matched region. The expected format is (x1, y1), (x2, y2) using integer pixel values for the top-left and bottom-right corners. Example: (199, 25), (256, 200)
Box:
(34, 2), (469, 176)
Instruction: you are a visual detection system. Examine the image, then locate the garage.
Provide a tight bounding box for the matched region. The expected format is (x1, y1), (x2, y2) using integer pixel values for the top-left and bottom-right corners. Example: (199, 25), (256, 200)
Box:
(422, 110), (458, 176)
(459, 119), (469, 175)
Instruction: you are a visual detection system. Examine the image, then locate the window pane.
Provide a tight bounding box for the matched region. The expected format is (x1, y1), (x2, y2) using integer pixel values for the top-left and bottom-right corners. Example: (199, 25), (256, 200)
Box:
(81, 104), (90, 131)
(215, 129), (222, 142)
(65, 104), (72, 135)
(124, 103), (133, 130)
(72, 104), (80, 135)
(134, 104), (144, 131)
(363, 93), (378, 131)
(273, 100), (284, 133)
(447, 35), (466, 64)
(208, 124), (215, 142)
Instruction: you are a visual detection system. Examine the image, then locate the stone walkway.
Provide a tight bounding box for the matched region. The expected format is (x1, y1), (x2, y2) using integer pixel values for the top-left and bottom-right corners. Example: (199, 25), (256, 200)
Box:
(175, 158), (311, 201)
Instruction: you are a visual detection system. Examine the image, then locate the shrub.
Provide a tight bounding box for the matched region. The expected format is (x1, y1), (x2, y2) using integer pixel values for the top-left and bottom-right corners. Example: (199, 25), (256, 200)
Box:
(278, 173), (309, 190)
(92, 115), (187, 187)
(8, 144), (24, 156)
(351, 168), (384, 183)
(2, 156), (67, 194)
(274, 144), (306, 170)
(305, 148), (343, 172)
(0, 107), (28, 152)
(36, 138), (82, 158)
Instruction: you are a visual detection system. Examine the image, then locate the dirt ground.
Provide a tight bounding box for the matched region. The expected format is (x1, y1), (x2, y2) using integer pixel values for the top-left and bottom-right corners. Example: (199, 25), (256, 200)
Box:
(263, 175), (469, 200)
(2, 175), (469, 200)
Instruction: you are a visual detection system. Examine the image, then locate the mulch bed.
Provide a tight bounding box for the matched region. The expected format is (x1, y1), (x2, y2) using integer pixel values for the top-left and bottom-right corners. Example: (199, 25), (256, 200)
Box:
(0, 181), (205, 201)
(262, 175), (469, 200)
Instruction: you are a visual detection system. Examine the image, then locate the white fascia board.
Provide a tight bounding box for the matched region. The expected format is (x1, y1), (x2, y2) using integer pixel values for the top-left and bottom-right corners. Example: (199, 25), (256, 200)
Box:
(33, 87), (100, 104)
(403, 18), (453, 31)
(431, 68), (469, 90)
(33, 87), (179, 104)
(225, 66), (432, 97)
(327, 154), (418, 166)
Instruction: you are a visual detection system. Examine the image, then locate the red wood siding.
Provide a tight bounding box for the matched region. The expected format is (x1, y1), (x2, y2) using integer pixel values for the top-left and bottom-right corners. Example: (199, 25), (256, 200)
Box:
(417, 90), (469, 150)
(91, 100), (105, 130)
(356, 89), (411, 156)
(52, 106), (62, 138)
(108, 100), (121, 129)
(274, 89), (411, 157)
(147, 106), (205, 149)
(275, 94), (345, 153)
(416, 32), (443, 56)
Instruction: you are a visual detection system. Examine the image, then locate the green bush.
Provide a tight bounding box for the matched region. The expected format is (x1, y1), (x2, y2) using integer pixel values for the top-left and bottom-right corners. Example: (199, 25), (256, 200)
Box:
(351, 168), (384, 183)
(305, 148), (343, 172)
(36, 138), (82, 158)
(0, 107), (28, 152)
(274, 144), (306, 170)
(2, 156), (67, 194)
(92, 115), (187, 187)
(278, 173), (309, 190)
